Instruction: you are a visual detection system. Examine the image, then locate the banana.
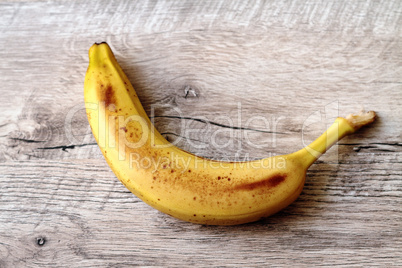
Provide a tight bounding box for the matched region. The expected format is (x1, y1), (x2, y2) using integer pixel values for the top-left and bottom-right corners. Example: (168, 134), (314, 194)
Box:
(84, 42), (376, 225)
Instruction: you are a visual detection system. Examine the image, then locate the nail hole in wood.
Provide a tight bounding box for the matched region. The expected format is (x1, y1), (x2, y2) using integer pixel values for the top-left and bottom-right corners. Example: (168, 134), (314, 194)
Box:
(36, 237), (46, 246)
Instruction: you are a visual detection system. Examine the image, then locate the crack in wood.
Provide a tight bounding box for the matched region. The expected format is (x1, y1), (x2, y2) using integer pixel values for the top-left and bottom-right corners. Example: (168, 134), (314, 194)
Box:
(339, 142), (402, 146)
(160, 132), (208, 144)
(151, 115), (289, 134)
(338, 142), (402, 152)
(37, 143), (97, 151)
(9, 137), (47, 143)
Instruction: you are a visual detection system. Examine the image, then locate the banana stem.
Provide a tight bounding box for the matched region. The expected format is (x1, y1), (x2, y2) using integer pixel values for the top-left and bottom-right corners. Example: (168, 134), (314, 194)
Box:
(292, 111), (376, 169)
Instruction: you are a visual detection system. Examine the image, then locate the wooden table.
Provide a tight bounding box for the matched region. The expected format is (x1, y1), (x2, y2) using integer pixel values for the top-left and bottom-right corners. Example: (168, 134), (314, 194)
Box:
(1, 1), (401, 266)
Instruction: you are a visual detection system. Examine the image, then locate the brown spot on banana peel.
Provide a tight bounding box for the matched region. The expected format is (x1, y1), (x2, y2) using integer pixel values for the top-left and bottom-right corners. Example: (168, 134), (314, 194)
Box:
(234, 174), (287, 191)
(103, 85), (116, 107)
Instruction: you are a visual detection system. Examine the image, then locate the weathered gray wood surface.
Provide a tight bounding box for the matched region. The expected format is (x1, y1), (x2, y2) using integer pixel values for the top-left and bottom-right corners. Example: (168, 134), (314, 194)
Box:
(0, 0), (401, 267)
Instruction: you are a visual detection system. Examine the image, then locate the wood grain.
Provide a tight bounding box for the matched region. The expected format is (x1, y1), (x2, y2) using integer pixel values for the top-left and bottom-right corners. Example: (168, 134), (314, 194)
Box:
(0, 0), (401, 266)
(0, 159), (400, 267)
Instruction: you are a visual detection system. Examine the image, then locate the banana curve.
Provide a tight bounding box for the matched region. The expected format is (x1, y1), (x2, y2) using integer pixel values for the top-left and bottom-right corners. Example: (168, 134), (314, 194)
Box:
(84, 42), (376, 225)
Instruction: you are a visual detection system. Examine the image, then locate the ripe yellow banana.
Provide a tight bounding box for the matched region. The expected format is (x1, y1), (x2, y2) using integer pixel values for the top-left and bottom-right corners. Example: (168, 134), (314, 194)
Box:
(84, 42), (376, 225)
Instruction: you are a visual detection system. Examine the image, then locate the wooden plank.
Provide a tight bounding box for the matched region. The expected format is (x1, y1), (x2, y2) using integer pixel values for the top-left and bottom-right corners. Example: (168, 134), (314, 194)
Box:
(0, 0), (401, 266)
(0, 159), (400, 267)
(1, 1), (400, 161)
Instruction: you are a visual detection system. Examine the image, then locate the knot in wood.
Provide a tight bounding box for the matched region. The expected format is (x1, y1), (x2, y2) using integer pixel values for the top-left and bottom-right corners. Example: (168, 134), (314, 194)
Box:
(183, 85), (198, 98)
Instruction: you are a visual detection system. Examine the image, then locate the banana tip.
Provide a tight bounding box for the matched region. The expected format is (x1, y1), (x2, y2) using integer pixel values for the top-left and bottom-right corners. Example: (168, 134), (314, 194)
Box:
(94, 41), (108, 46)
